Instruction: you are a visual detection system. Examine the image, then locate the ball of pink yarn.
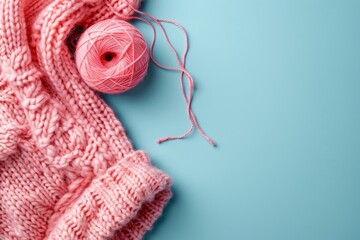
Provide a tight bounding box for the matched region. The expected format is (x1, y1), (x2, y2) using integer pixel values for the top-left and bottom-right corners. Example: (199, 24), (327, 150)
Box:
(75, 19), (149, 94)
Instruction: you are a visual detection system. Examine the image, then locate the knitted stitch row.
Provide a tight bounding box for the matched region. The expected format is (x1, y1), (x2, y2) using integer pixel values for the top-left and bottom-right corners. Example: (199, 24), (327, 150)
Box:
(0, 0), (171, 239)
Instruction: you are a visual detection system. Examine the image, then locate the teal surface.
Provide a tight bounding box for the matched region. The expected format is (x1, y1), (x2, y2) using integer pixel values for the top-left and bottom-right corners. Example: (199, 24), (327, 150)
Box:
(102, 0), (360, 239)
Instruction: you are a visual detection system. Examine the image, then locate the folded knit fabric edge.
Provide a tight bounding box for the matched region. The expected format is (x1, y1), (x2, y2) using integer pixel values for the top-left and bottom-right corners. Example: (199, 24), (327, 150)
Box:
(0, 0), (172, 239)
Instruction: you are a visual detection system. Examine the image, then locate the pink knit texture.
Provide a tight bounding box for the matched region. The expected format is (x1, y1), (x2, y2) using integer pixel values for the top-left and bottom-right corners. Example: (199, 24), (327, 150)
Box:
(0, 0), (171, 239)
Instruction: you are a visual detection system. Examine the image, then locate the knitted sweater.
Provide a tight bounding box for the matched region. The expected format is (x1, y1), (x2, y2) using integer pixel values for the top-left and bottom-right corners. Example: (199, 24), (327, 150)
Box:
(0, 0), (172, 239)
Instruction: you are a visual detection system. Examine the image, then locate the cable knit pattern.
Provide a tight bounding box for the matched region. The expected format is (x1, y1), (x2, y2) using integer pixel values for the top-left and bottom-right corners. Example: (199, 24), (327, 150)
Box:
(0, 0), (172, 239)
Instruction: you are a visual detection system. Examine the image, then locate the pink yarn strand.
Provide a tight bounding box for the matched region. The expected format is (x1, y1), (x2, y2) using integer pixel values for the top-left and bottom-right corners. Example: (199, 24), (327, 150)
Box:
(108, 3), (216, 146)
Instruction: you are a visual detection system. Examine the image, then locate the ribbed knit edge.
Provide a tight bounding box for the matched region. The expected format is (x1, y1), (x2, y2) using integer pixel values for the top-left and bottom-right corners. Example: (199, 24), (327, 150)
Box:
(45, 151), (172, 240)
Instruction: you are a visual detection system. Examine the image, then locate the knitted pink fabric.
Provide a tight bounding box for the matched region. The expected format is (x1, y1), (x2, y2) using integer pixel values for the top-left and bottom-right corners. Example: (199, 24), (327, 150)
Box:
(0, 0), (172, 239)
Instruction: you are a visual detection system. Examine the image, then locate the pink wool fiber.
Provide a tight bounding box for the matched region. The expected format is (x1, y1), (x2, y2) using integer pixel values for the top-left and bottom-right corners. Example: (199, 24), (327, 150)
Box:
(0, 0), (171, 239)
(76, 19), (149, 94)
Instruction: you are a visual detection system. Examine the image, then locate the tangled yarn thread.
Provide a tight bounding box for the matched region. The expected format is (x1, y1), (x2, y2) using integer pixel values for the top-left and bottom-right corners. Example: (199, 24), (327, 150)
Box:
(75, 19), (149, 94)
(75, 3), (216, 146)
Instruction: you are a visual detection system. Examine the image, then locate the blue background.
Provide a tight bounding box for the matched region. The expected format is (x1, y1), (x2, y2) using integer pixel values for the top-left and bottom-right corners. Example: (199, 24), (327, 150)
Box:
(103, 0), (360, 239)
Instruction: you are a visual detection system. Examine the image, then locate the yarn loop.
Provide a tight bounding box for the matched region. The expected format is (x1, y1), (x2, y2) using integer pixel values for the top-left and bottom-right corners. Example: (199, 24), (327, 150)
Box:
(75, 5), (216, 146)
